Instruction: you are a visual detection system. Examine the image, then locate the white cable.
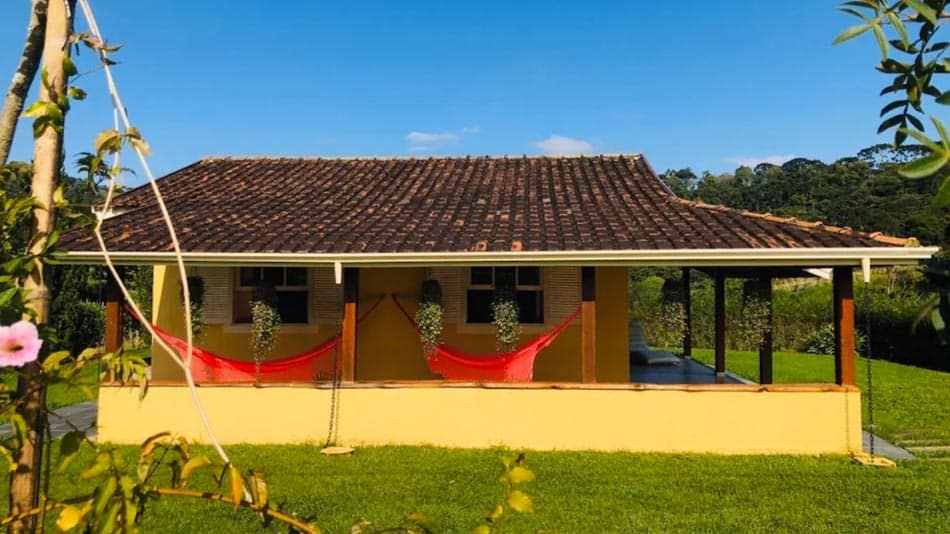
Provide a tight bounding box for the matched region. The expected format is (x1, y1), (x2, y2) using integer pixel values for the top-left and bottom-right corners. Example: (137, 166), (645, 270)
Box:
(76, 0), (231, 467)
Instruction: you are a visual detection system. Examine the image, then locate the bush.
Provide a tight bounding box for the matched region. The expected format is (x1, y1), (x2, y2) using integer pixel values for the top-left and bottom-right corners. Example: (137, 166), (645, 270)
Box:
(56, 300), (105, 354)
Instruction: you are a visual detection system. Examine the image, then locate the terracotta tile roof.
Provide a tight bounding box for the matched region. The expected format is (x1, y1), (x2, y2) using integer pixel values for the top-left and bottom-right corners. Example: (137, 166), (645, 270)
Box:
(59, 154), (917, 254)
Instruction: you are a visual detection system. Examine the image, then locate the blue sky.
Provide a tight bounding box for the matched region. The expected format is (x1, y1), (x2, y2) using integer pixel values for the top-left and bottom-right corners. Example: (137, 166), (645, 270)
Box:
(0, 0), (891, 182)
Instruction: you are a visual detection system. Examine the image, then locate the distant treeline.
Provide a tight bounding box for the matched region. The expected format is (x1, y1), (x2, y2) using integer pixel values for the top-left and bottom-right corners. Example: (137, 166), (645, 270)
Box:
(661, 144), (950, 252)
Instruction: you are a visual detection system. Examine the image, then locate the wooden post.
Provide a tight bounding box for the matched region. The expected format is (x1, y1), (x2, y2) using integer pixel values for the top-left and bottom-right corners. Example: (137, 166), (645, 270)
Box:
(104, 270), (124, 354)
(756, 276), (773, 385)
(681, 268), (692, 359)
(581, 267), (596, 383)
(714, 271), (726, 378)
(833, 267), (856, 386)
(341, 267), (359, 382)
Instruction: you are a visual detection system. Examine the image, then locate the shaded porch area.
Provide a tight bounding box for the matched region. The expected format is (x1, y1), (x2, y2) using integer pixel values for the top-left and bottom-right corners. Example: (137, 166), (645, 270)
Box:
(629, 357), (744, 385)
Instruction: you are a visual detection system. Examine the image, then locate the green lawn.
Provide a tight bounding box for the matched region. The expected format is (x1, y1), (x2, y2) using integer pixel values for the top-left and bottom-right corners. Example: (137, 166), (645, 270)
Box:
(0, 347), (150, 420)
(692, 348), (950, 444)
(3, 445), (946, 533)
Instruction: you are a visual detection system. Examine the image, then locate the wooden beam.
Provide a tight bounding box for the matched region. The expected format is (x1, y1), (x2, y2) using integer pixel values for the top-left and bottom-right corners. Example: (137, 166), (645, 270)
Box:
(104, 270), (123, 354)
(341, 267), (359, 382)
(714, 271), (726, 378)
(833, 267), (856, 386)
(756, 276), (773, 385)
(682, 268), (692, 359)
(697, 266), (823, 280)
(581, 266), (596, 383)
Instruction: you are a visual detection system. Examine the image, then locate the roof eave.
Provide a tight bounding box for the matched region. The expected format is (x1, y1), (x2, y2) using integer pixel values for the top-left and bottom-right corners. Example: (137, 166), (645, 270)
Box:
(59, 246), (940, 268)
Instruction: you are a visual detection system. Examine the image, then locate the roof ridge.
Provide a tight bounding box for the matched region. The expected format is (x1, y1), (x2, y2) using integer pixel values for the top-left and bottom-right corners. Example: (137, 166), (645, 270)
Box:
(199, 153), (643, 162)
(670, 196), (918, 247)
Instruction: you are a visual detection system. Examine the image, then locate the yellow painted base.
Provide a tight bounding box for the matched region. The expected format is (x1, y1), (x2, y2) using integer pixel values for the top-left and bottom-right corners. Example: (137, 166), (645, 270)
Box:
(98, 384), (863, 455)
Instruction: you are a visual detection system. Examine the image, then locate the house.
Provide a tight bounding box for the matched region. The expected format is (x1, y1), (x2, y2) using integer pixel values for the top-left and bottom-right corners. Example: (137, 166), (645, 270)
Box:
(59, 154), (937, 453)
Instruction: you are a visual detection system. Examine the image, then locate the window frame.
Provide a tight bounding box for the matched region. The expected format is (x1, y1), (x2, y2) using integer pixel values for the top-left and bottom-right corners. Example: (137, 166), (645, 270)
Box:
(232, 267), (310, 325)
(464, 266), (545, 326)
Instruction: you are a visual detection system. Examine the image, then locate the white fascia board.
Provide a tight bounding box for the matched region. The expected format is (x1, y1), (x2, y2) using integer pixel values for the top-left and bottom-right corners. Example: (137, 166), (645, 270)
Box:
(60, 246), (939, 268)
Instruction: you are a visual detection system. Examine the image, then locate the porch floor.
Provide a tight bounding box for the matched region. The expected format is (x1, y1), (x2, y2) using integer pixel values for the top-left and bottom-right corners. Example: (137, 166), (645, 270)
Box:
(629, 357), (742, 385)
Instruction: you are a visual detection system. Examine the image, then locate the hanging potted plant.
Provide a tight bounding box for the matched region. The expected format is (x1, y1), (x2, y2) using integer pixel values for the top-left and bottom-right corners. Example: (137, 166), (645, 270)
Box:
(181, 275), (205, 342)
(415, 279), (444, 358)
(492, 269), (520, 352)
(250, 283), (281, 386)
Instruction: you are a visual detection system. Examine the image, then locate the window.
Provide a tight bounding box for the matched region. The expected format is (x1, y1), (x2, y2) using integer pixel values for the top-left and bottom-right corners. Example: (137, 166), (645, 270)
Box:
(466, 267), (544, 324)
(234, 267), (308, 324)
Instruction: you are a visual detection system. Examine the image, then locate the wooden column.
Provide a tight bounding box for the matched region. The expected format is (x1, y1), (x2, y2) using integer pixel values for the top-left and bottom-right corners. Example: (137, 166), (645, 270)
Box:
(681, 268), (692, 359)
(833, 267), (856, 386)
(756, 276), (774, 385)
(581, 266), (596, 383)
(104, 270), (124, 354)
(714, 271), (726, 377)
(341, 267), (359, 382)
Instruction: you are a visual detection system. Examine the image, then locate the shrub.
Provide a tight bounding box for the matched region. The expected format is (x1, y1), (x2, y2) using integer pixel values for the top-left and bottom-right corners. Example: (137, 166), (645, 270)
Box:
(55, 300), (105, 354)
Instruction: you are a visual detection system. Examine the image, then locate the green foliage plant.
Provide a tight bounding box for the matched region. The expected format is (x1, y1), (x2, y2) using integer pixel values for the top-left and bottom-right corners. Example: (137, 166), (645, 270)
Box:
(250, 285), (281, 384)
(415, 279), (444, 358)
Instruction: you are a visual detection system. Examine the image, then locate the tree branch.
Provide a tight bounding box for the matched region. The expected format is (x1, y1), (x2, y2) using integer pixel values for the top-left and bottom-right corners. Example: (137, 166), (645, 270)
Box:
(0, 0), (48, 167)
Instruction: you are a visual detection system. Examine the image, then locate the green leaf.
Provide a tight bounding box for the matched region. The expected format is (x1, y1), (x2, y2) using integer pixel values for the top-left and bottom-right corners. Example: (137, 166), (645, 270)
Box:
(93, 129), (122, 156)
(899, 152), (948, 179)
(81, 451), (112, 479)
(904, 0), (938, 25)
(886, 11), (909, 47)
(871, 22), (888, 58)
(57, 430), (86, 473)
(507, 490), (534, 514)
(507, 466), (536, 483)
(68, 86), (87, 101)
(878, 113), (905, 133)
(129, 136), (152, 157)
(487, 504), (504, 521)
(93, 476), (117, 515)
(56, 504), (86, 532)
(935, 177), (950, 207)
(931, 117), (950, 148)
(833, 24), (870, 45)
(181, 455), (212, 483)
(21, 101), (48, 118)
(62, 55), (78, 77)
(897, 127), (942, 153)
(228, 465), (243, 509)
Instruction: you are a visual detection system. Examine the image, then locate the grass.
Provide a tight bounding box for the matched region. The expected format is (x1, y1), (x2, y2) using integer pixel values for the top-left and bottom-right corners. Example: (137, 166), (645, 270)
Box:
(2, 445), (947, 533)
(692, 348), (950, 449)
(0, 347), (150, 421)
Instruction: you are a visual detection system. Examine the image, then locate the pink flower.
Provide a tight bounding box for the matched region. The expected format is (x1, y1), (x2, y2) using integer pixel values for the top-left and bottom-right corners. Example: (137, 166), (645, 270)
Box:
(0, 321), (42, 367)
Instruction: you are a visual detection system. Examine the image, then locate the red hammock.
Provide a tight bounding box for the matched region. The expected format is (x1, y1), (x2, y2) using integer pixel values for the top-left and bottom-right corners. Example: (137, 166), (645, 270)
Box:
(128, 295), (384, 384)
(390, 295), (581, 382)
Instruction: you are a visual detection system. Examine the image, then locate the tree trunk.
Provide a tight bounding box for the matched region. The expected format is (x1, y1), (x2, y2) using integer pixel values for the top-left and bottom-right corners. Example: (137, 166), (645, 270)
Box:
(7, 1), (70, 531)
(0, 0), (48, 167)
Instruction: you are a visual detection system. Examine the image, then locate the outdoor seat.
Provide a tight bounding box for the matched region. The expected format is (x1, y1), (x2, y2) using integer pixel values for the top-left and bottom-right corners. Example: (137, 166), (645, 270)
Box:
(628, 323), (680, 366)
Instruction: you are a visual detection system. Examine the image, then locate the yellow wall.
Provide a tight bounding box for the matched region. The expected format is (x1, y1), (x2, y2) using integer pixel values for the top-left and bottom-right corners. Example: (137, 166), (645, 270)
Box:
(98, 384), (863, 455)
(151, 266), (340, 381)
(151, 266), (630, 383)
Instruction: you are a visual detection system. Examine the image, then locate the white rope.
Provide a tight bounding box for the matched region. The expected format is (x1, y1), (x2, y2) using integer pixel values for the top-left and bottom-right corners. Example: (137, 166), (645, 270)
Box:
(75, 0), (231, 467)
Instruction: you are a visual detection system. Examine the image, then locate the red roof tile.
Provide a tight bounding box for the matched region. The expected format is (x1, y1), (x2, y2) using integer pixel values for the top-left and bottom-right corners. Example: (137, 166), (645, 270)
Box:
(59, 154), (916, 254)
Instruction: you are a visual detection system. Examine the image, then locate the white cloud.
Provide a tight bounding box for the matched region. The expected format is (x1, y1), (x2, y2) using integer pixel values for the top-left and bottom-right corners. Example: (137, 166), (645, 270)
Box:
(407, 145), (431, 152)
(726, 154), (797, 167)
(406, 131), (459, 145)
(460, 126), (481, 134)
(534, 135), (593, 155)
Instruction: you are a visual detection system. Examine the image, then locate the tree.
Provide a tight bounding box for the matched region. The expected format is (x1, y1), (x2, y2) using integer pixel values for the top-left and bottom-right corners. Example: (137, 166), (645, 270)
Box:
(6, 1), (70, 529)
(0, 0), (47, 167)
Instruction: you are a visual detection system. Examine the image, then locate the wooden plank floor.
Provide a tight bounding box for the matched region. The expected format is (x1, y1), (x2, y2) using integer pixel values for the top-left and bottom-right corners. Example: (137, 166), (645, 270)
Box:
(629, 357), (742, 385)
